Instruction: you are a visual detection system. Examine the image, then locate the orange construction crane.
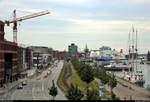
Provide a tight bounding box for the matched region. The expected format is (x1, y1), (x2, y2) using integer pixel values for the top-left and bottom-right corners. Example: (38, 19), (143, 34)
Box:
(4, 9), (50, 43)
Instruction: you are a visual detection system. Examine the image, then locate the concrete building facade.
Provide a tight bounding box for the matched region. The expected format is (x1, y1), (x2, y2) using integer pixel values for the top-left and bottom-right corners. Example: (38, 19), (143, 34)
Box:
(25, 47), (33, 69)
(28, 46), (52, 69)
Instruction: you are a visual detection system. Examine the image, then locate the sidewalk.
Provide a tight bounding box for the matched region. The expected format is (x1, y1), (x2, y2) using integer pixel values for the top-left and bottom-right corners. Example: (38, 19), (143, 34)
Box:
(0, 78), (27, 95)
(27, 68), (36, 77)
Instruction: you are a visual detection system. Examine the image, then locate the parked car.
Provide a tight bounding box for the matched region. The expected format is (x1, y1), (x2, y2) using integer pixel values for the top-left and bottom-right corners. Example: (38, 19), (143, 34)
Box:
(22, 80), (27, 86)
(17, 84), (23, 89)
(36, 69), (41, 73)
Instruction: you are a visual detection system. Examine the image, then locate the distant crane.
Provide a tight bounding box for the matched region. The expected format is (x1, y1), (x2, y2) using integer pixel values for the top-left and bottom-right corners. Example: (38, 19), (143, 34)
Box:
(4, 9), (50, 43)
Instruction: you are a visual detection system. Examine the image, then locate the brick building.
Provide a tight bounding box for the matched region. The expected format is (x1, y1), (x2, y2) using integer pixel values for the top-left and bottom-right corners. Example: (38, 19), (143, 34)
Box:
(0, 21), (18, 87)
(58, 51), (67, 59)
(52, 50), (59, 59)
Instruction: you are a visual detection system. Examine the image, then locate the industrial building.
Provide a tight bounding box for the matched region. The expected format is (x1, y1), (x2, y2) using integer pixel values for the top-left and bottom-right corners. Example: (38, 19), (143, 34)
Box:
(0, 21), (18, 87)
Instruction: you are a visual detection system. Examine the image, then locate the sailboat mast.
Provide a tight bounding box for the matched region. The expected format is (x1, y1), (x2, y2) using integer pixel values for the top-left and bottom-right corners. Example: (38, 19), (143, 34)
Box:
(128, 32), (131, 73)
(135, 29), (138, 71)
(131, 25), (135, 75)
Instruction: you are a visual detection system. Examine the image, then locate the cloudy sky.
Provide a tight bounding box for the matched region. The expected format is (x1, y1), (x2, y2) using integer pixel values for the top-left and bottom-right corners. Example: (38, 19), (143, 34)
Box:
(0, 0), (150, 53)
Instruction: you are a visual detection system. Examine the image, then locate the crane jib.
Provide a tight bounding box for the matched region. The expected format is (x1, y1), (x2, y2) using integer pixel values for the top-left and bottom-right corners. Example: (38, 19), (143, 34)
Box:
(4, 9), (50, 43)
(5, 10), (50, 24)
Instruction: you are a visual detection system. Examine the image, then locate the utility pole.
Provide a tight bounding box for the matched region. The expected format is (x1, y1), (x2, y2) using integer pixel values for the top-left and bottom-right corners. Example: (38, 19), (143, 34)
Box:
(37, 52), (39, 70)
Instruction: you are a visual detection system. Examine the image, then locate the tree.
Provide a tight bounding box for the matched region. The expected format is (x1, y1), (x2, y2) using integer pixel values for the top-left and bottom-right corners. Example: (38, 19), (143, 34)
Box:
(108, 74), (117, 92)
(48, 80), (58, 100)
(86, 87), (100, 100)
(100, 70), (110, 85)
(93, 68), (110, 85)
(66, 83), (83, 100)
(80, 64), (94, 84)
(71, 60), (94, 84)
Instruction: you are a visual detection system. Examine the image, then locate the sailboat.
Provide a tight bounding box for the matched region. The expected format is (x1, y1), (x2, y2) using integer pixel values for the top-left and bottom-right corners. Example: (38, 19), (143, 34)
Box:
(123, 26), (145, 86)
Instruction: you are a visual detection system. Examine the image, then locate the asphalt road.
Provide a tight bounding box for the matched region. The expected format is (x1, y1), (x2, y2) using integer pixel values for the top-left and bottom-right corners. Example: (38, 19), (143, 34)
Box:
(11, 60), (66, 100)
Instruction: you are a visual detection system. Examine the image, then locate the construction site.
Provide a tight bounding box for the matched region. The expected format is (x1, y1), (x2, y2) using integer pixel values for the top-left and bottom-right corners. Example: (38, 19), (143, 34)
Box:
(0, 9), (50, 87)
(0, 20), (18, 87)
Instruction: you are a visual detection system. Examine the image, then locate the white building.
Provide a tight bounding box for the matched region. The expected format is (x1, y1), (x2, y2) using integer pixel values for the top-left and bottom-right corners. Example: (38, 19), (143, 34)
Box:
(89, 46), (126, 60)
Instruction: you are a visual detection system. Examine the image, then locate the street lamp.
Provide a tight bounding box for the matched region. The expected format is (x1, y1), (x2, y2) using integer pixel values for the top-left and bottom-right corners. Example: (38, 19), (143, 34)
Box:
(37, 52), (39, 70)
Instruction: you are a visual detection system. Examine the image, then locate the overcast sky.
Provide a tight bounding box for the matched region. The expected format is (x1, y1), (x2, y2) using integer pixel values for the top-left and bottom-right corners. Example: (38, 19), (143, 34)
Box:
(0, 0), (150, 53)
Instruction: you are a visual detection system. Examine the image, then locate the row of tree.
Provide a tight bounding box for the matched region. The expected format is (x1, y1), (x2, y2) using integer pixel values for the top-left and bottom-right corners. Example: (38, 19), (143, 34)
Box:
(71, 59), (119, 100)
(71, 59), (94, 84)
(93, 67), (119, 100)
(70, 59), (100, 100)
(72, 59), (117, 91)
(49, 59), (118, 100)
(93, 67), (117, 91)
(66, 83), (100, 100)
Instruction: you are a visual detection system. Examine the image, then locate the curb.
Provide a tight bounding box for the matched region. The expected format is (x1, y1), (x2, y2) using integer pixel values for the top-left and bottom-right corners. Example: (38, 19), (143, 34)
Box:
(0, 78), (26, 95)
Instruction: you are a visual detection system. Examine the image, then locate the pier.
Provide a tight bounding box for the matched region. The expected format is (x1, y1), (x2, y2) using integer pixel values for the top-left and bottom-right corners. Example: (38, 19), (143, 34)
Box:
(104, 67), (131, 71)
(103, 65), (132, 71)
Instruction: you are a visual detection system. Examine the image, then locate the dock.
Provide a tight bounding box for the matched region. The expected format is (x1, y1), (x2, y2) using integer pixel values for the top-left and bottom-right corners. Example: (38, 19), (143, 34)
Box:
(104, 65), (132, 71)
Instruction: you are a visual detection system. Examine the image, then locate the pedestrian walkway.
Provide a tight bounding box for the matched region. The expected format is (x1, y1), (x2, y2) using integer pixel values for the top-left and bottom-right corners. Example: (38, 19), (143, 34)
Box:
(0, 68), (36, 95)
(0, 78), (27, 95)
(95, 77), (150, 100)
(27, 68), (36, 77)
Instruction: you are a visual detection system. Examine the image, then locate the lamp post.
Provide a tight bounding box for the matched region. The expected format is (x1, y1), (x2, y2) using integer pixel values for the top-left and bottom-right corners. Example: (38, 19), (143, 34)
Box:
(37, 52), (39, 70)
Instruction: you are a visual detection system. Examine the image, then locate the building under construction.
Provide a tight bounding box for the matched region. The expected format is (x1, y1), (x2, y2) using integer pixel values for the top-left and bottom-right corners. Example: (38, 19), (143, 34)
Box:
(0, 21), (18, 87)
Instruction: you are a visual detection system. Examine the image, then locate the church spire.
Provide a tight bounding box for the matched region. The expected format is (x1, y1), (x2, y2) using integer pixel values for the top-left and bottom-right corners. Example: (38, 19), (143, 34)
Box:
(85, 44), (88, 50)
(85, 44), (89, 52)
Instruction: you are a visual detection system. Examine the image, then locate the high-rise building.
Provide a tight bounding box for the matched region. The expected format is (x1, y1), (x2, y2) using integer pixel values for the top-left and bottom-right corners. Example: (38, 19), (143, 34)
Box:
(68, 43), (78, 58)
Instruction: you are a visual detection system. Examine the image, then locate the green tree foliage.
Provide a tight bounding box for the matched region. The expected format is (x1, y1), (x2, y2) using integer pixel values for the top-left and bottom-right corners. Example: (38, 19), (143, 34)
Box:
(147, 51), (150, 61)
(48, 80), (58, 100)
(86, 87), (100, 100)
(108, 74), (117, 91)
(80, 64), (94, 83)
(72, 59), (118, 100)
(93, 67), (110, 85)
(66, 83), (84, 100)
(71, 59), (94, 84)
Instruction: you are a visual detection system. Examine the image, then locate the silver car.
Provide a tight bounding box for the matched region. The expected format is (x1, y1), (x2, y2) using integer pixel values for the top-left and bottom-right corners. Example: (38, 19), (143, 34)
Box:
(22, 80), (27, 86)
(17, 84), (23, 89)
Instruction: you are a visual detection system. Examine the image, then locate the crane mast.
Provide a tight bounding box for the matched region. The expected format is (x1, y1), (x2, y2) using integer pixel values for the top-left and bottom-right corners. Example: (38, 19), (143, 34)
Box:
(4, 9), (50, 43)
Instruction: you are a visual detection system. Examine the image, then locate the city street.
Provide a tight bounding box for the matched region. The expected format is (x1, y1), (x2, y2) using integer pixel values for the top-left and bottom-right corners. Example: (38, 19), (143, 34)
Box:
(10, 60), (66, 100)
